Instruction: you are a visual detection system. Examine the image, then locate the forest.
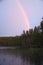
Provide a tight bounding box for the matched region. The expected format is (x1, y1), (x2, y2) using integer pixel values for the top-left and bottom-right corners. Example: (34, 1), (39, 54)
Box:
(0, 18), (43, 48)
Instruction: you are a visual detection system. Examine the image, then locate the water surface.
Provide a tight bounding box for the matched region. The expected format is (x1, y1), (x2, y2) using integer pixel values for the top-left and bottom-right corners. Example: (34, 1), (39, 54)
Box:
(0, 47), (43, 65)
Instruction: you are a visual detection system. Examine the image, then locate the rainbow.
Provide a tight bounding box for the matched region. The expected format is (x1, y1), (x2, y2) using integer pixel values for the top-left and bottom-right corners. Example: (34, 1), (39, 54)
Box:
(16, 0), (30, 30)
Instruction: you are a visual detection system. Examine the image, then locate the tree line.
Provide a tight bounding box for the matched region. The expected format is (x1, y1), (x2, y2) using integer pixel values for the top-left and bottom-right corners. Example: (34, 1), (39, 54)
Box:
(0, 18), (43, 47)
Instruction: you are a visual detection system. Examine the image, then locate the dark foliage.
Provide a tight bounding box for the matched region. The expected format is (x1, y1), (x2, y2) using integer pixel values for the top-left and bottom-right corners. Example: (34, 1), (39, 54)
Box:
(0, 18), (43, 47)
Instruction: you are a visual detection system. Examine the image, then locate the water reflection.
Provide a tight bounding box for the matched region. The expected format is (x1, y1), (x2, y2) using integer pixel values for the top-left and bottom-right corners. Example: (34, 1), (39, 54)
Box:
(0, 53), (22, 65)
(0, 48), (43, 65)
(20, 48), (43, 65)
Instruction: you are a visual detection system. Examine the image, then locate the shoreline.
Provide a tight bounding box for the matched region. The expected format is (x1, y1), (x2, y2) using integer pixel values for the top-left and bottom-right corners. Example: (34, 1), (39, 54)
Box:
(0, 46), (18, 49)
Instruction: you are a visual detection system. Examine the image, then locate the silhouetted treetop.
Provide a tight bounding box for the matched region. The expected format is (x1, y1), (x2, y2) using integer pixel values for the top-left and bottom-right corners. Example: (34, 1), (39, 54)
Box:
(40, 17), (43, 32)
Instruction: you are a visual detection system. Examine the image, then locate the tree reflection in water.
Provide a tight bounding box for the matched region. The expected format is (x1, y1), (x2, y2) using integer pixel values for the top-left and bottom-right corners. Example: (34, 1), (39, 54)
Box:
(0, 48), (43, 65)
(19, 48), (43, 65)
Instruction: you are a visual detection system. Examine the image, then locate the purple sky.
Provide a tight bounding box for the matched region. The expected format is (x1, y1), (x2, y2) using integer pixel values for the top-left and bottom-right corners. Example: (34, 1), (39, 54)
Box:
(0, 0), (43, 36)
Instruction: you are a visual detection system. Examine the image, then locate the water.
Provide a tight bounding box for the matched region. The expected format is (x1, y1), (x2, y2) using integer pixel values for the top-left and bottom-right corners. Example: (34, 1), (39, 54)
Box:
(0, 47), (43, 65)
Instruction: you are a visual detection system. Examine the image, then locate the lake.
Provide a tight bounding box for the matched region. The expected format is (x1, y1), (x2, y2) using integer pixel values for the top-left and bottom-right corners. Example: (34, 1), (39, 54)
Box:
(0, 47), (43, 65)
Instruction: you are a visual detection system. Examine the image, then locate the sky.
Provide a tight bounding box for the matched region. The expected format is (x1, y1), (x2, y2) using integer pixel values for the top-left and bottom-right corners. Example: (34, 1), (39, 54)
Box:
(0, 0), (43, 36)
